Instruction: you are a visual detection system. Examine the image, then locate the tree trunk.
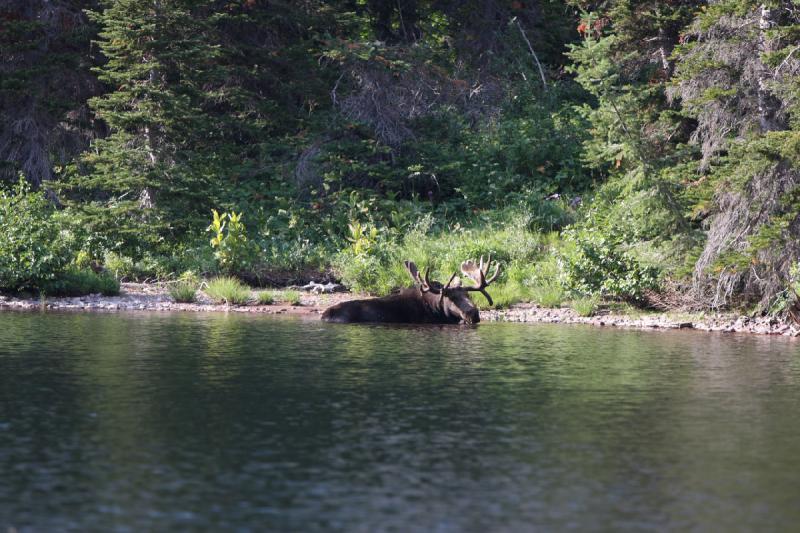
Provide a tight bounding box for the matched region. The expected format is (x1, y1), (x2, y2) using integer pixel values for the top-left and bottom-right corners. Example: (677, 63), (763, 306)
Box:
(757, 4), (783, 132)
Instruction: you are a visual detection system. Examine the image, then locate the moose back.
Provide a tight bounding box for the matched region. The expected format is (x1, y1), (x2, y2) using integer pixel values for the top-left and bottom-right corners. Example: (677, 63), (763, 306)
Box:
(321, 258), (500, 325)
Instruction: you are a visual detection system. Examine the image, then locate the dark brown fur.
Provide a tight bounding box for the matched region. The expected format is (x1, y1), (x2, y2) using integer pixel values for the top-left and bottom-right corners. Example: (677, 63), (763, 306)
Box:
(321, 287), (480, 324)
(321, 258), (500, 325)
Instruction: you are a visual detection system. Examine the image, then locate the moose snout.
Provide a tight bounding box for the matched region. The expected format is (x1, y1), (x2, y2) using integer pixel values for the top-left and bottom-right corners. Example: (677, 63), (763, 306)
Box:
(464, 308), (480, 324)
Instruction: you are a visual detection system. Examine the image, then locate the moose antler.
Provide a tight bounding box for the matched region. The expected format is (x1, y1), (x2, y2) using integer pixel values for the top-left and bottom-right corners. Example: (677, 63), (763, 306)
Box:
(438, 272), (460, 304)
(460, 255), (501, 305)
(405, 261), (431, 292)
(404, 259), (462, 302)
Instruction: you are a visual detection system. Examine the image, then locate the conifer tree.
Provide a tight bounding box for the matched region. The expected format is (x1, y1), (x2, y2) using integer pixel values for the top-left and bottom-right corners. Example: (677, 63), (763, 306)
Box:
(63, 0), (273, 251)
(673, 0), (800, 308)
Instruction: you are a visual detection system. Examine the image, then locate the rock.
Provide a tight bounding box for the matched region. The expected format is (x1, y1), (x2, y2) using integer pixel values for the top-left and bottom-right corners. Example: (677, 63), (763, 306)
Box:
(677, 322), (693, 329)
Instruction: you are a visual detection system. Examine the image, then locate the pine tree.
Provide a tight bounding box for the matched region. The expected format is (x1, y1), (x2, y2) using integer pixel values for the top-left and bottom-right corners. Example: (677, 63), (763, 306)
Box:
(673, 0), (800, 308)
(62, 0), (276, 251)
(564, 1), (701, 271)
(0, 1), (100, 189)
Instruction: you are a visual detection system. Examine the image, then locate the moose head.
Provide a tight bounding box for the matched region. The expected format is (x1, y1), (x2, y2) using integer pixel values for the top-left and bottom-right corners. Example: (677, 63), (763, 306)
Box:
(404, 256), (501, 324)
(321, 256), (501, 324)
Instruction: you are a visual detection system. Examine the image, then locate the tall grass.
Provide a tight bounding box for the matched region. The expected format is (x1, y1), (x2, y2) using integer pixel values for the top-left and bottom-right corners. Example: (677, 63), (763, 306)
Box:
(253, 289), (304, 306)
(255, 291), (274, 305)
(204, 276), (250, 305)
(333, 212), (553, 299)
(530, 282), (565, 308)
(571, 296), (599, 317)
(169, 281), (197, 303)
(279, 289), (302, 305)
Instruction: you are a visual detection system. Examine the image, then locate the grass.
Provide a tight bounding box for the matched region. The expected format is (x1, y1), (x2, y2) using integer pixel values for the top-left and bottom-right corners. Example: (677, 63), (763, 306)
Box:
(204, 276), (251, 305)
(274, 289), (302, 305)
(169, 281), (197, 303)
(254, 289), (302, 305)
(571, 296), (599, 317)
(255, 290), (274, 305)
(530, 282), (565, 308)
(332, 212), (548, 296)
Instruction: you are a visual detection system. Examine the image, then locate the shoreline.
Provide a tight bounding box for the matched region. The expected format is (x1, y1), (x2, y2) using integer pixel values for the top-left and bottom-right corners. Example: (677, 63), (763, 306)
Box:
(2, 283), (798, 337)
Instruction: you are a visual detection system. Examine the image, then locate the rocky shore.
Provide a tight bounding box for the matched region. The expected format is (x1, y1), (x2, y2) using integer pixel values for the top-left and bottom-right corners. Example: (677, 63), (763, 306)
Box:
(483, 303), (800, 337)
(2, 283), (798, 337)
(0, 283), (343, 316)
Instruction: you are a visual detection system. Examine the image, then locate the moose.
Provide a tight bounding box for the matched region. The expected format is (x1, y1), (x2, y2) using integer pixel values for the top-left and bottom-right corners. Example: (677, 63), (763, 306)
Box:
(321, 256), (501, 324)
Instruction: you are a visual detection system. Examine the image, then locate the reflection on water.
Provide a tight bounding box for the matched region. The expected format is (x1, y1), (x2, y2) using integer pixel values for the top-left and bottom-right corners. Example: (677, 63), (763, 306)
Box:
(1, 312), (800, 531)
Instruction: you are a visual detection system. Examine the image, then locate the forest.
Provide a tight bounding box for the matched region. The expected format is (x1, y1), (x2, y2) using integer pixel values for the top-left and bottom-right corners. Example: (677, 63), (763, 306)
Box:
(2, 0), (800, 314)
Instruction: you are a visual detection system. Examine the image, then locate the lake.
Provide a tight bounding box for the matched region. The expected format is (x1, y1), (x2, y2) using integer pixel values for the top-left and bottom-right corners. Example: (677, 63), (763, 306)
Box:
(2, 311), (800, 531)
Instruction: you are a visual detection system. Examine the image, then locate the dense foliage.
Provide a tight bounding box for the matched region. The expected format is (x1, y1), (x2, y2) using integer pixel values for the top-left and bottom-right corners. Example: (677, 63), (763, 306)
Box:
(2, 0), (800, 312)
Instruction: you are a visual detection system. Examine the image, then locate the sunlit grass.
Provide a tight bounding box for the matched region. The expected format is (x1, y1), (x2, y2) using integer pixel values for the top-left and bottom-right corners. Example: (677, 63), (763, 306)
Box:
(169, 281), (197, 303)
(254, 290), (274, 305)
(276, 289), (302, 305)
(570, 296), (599, 317)
(530, 282), (565, 308)
(204, 276), (250, 305)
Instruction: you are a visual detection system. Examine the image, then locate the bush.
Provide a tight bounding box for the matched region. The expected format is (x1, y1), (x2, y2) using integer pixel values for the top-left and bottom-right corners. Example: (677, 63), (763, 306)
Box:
(169, 281), (197, 303)
(208, 210), (257, 274)
(204, 276), (251, 305)
(43, 268), (120, 297)
(559, 227), (659, 300)
(0, 178), (75, 291)
(103, 252), (138, 280)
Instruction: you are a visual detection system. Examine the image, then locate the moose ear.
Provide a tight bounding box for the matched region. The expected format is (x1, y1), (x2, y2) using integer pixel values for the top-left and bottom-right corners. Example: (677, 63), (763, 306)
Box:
(404, 260), (420, 283)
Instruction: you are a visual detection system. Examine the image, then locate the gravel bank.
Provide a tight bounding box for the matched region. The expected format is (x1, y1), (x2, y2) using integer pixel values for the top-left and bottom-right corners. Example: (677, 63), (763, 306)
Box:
(0, 283), (350, 317)
(2, 283), (798, 337)
(484, 303), (800, 337)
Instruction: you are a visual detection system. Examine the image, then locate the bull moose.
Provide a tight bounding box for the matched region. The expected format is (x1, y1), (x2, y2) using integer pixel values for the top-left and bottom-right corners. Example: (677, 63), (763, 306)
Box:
(321, 256), (501, 324)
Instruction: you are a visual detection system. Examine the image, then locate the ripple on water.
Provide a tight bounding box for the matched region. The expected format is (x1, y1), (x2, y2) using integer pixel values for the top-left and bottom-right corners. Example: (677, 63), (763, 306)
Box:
(1, 313), (800, 530)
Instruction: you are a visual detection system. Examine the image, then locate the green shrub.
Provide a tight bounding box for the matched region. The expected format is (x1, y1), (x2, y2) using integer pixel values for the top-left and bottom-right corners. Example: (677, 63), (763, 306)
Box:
(333, 251), (394, 294)
(103, 250), (188, 281)
(169, 281), (197, 303)
(0, 178), (75, 291)
(571, 296), (599, 317)
(559, 227), (659, 300)
(208, 210), (257, 274)
(103, 251), (138, 280)
(43, 268), (120, 297)
(255, 291), (274, 305)
(204, 276), (251, 305)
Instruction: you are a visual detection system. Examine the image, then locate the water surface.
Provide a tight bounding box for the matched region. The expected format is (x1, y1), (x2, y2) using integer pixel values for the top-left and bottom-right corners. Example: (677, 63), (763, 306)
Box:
(2, 312), (799, 531)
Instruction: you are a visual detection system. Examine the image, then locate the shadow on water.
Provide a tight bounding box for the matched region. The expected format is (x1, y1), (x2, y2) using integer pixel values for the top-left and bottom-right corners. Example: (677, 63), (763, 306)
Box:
(1, 311), (800, 531)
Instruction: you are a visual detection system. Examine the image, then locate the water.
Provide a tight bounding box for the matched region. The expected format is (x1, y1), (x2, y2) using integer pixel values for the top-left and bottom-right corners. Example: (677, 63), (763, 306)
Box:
(1, 311), (800, 531)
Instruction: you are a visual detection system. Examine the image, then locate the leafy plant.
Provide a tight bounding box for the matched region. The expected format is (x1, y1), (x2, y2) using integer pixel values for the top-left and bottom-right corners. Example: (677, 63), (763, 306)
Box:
(346, 220), (379, 256)
(559, 227), (659, 300)
(0, 178), (75, 291)
(204, 276), (251, 305)
(208, 210), (257, 274)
